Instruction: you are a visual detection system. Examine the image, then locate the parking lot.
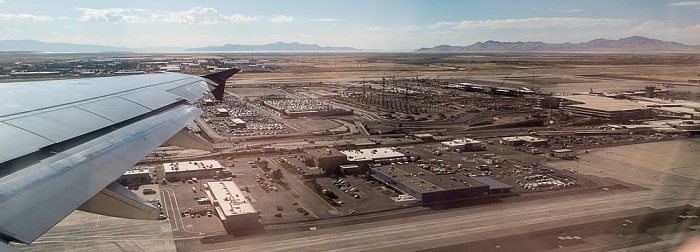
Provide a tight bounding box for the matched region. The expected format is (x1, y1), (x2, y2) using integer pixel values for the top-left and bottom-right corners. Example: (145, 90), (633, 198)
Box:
(220, 158), (316, 223)
(315, 176), (398, 214)
(158, 180), (224, 237)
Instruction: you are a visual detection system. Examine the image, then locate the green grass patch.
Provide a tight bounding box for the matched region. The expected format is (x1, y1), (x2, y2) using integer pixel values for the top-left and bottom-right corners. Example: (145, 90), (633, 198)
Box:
(303, 181), (335, 205)
(256, 160), (270, 172)
(277, 181), (291, 191)
(290, 192), (301, 199)
(279, 160), (297, 173)
(366, 181), (381, 188)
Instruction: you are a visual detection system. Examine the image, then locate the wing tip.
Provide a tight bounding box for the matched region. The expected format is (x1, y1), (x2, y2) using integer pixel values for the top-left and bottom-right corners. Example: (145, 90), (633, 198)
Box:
(202, 68), (240, 101)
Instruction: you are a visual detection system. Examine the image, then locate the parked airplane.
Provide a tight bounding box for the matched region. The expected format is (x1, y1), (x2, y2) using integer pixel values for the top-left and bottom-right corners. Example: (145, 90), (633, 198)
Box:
(0, 68), (239, 251)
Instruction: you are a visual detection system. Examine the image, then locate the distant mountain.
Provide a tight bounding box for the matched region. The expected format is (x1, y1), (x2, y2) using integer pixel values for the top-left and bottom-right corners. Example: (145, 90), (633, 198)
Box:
(0, 40), (132, 53)
(415, 36), (700, 52)
(186, 42), (360, 51)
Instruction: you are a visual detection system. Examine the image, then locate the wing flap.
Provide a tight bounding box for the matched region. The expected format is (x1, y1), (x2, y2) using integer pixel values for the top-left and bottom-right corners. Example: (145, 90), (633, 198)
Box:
(3, 106), (114, 143)
(166, 81), (211, 103)
(77, 182), (161, 220)
(165, 128), (213, 151)
(76, 97), (151, 123)
(0, 123), (53, 164)
(118, 88), (182, 110)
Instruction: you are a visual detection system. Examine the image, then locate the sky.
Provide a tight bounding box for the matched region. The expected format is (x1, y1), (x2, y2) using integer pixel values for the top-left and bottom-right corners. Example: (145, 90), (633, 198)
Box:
(1, 0), (700, 50)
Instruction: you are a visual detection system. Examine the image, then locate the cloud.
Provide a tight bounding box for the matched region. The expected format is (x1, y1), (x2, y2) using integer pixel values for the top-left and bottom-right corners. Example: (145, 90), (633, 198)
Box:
(548, 8), (583, 13)
(311, 18), (339, 22)
(428, 21), (457, 29)
(433, 17), (634, 29)
(269, 15), (295, 23)
(6, 28), (21, 32)
(151, 7), (257, 24)
(0, 13), (52, 21)
(0, 0), (5, 3)
(668, 1), (700, 8)
(78, 8), (145, 23)
(220, 13), (258, 22)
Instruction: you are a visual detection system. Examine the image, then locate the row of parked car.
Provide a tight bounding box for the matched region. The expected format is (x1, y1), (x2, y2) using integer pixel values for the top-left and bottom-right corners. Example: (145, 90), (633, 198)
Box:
(333, 179), (361, 199)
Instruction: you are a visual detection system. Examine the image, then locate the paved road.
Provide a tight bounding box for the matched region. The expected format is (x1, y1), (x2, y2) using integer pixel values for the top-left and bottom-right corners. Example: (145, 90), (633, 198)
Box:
(204, 189), (697, 252)
(267, 158), (341, 218)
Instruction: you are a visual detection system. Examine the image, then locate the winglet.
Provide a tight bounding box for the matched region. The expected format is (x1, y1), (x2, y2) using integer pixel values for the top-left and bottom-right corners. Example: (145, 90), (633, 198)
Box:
(202, 68), (240, 101)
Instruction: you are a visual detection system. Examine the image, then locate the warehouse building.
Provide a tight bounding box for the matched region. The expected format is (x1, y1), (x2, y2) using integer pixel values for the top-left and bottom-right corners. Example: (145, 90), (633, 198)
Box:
(370, 164), (490, 205)
(305, 148), (348, 172)
(470, 177), (513, 195)
(163, 160), (225, 181)
(204, 180), (259, 231)
(119, 167), (153, 185)
(229, 118), (247, 129)
(215, 108), (229, 117)
(339, 164), (361, 175)
(340, 147), (406, 163)
(500, 136), (549, 147)
(441, 138), (483, 152)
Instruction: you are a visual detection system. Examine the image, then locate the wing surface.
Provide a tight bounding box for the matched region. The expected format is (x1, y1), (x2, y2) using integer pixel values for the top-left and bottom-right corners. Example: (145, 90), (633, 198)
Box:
(0, 69), (238, 246)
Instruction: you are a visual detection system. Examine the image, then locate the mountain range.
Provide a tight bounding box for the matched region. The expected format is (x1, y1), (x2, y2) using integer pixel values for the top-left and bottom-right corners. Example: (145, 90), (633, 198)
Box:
(0, 39), (132, 53)
(0, 40), (359, 53)
(415, 36), (700, 52)
(185, 42), (359, 51)
(0, 36), (697, 53)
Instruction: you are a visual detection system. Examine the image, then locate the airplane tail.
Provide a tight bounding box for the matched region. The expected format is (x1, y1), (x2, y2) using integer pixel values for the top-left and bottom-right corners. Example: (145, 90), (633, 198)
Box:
(202, 68), (240, 100)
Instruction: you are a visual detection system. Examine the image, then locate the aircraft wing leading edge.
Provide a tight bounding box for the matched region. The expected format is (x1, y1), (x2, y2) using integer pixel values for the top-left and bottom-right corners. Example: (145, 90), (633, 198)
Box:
(0, 68), (239, 247)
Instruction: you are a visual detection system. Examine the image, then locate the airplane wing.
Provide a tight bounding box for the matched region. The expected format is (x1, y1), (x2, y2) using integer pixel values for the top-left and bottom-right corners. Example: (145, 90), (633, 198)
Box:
(0, 68), (239, 249)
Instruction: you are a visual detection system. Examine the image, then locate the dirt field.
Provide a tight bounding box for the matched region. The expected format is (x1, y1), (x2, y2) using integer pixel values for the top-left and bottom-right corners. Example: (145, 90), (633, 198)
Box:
(547, 138), (700, 194)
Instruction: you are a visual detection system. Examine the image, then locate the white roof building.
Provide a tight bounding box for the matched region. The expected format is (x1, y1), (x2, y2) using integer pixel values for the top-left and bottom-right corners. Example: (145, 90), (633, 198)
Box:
(205, 180), (259, 230)
(340, 147), (405, 162)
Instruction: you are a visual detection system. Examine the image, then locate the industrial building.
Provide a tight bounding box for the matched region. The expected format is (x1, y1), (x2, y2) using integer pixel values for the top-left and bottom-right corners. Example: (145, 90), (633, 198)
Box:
(441, 138), (483, 152)
(305, 148), (348, 172)
(447, 83), (520, 96)
(500, 136), (549, 147)
(204, 180), (259, 230)
(163, 160), (225, 181)
(118, 167), (153, 185)
(202, 99), (215, 106)
(339, 164), (361, 175)
(414, 133), (435, 140)
(340, 147), (407, 163)
(370, 164), (490, 205)
(215, 108), (229, 117)
(229, 118), (247, 129)
(471, 177), (514, 195)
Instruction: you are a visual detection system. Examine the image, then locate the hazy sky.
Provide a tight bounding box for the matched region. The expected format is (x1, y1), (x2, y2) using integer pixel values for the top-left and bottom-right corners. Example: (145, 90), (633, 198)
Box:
(1, 0), (699, 49)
